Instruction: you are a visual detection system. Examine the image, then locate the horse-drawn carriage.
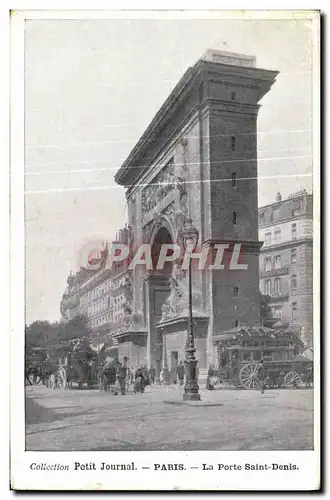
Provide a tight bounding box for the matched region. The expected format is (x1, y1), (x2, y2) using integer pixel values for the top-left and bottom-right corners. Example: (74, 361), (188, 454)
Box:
(213, 326), (313, 390)
(25, 338), (105, 390)
(49, 338), (104, 389)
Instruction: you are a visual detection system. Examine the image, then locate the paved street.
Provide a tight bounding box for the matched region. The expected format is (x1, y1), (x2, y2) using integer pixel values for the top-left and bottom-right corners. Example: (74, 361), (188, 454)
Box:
(25, 385), (313, 451)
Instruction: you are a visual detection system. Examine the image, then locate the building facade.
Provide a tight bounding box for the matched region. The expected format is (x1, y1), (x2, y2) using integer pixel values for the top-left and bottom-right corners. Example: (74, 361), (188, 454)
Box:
(258, 190), (313, 347)
(60, 228), (132, 342)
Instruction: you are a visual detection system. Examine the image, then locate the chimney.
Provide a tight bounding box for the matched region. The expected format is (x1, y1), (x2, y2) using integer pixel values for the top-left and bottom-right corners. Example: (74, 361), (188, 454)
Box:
(276, 192), (282, 202)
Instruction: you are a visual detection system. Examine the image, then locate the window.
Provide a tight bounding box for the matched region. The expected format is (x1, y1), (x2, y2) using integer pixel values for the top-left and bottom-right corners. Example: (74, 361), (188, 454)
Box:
(243, 352), (251, 361)
(272, 306), (282, 319)
(233, 286), (239, 297)
(231, 91), (236, 100)
(232, 172), (237, 187)
(254, 350), (261, 361)
(274, 277), (281, 295)
(292, 302), (298, 321)
(292, 201), (301, 216)
(264, 258), (272, 272)
(259, 212), (265, 222)
(233, 211), (237, 225)
(274, 255), (281, 269)
(274, 229), (281, 242)
(271, 208), (279, 222)
(231, 136), (236, 151)
(291, 248), (297, 263)
(265, 232), (271, 245)
(264, 279), (272, 295)
(292, 223), (297, 240)
(291, 275), (297, 293)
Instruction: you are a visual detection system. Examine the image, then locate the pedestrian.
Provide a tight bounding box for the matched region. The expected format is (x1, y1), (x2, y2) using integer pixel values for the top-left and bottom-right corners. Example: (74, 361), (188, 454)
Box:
(125, 366), (132, 392)
(176, 361), (185, 386)
(134, 366), (146, 393)
(206, 364), (215, 390)
(87, 359), (95, 386)
(148, 365), (156, 384)
(255, 359), (266, 394)
(170, 366), (177, 385)
(130, 366), (135, 385)
(114, 361), (127, 395)
(100, 355), (116, 392)
(305, 365), (313, 388)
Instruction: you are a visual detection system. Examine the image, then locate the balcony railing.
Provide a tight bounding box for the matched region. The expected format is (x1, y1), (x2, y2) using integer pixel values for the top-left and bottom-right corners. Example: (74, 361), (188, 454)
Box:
(260, 267), (290, 278)
(268, 293), (290, 303)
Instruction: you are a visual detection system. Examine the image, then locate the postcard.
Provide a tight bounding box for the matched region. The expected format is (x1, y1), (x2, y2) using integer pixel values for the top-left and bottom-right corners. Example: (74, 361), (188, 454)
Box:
(9, 7), (320, 491)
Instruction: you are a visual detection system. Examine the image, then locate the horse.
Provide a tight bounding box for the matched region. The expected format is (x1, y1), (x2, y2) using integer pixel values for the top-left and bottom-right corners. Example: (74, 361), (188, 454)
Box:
(25, 363), (43, 386)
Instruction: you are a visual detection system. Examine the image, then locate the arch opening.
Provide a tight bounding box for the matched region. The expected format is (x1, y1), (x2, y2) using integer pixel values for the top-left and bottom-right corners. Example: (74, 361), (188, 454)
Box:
(151, 226), (174, 274)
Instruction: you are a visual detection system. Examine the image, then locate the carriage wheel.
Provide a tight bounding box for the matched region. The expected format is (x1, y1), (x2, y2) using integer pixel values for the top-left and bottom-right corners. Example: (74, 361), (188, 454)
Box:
(284, 371), (301, 389)
(239, 363), (260, 390)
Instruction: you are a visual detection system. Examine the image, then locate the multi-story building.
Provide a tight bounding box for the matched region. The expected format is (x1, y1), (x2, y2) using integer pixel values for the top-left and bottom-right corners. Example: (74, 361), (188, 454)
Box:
(60, 267), (93, 322)
(258, 190), (313, 347)
(60, 226), (132, 342)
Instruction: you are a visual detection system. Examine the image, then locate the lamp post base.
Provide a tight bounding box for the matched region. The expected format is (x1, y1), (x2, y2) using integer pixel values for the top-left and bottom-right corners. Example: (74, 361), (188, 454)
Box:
(183, 358), (201, 401)
(183, 391), (201, 401)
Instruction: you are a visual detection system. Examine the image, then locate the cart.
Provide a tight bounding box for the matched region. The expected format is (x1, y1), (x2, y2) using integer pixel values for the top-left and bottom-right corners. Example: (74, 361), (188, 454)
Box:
(62, 338), (102, 389)
(236, 354), (313, 390)
(214, 326), (313, 390)
(38, 339), (101, 390)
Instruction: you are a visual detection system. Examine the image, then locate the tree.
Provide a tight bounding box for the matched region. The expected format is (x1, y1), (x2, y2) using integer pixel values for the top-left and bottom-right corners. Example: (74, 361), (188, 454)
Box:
(25, 314), (91, 356)
(60, 314), (91, 341)
(25, 320), (54, 362)
(260, 293), (278, 329)
(25, 320), (53, 349)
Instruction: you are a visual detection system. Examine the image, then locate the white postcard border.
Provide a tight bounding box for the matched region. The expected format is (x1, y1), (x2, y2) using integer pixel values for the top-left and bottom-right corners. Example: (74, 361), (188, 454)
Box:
(9, 7), (321, 492)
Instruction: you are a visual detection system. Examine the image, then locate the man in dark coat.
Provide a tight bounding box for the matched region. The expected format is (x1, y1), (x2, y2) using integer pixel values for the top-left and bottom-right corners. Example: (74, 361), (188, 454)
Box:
(148, 366), (156, 384)
(255, 359), (266, 394)
(114, 362), (127, 395)
(134, 366), (146, 393)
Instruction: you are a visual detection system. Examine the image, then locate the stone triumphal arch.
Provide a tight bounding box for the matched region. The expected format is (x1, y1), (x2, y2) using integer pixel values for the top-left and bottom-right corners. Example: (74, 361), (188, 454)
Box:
(113, 50), (278, 379)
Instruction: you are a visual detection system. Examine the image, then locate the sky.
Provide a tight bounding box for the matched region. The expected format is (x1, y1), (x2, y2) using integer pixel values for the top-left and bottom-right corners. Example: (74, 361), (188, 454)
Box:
(24, 16), (314, 325)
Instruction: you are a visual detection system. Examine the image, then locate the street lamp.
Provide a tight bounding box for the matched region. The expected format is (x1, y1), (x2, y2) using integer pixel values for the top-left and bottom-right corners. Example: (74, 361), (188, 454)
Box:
(181, 217), (201, 401)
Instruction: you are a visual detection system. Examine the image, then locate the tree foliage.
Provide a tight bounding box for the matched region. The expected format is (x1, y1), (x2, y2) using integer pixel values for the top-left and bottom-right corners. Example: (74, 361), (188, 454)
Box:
(25, 315), (91, 362)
